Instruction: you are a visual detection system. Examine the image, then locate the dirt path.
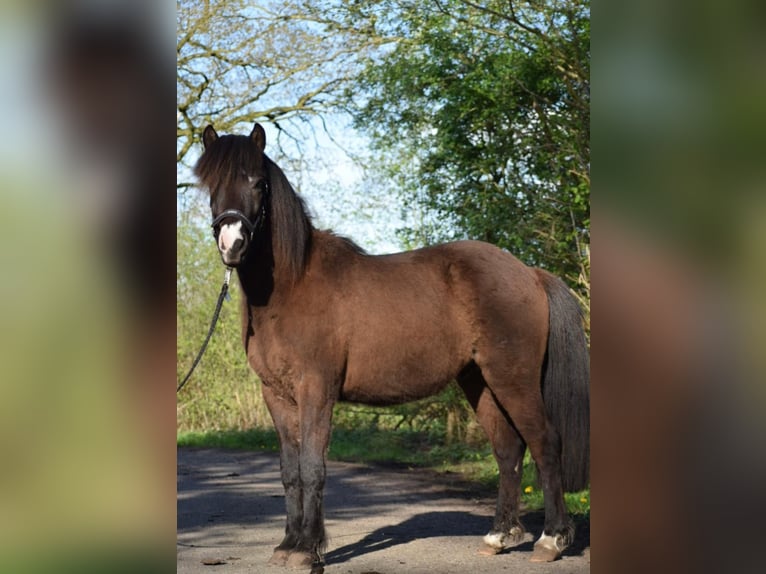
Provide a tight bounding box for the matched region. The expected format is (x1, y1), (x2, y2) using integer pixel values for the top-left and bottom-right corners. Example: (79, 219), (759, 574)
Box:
(177, 448), (590, 574)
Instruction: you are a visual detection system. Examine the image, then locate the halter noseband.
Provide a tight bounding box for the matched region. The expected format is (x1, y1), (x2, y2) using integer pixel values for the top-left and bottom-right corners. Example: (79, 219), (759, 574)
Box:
(211, 182), (269, 243)
(212, 209), (258, 238)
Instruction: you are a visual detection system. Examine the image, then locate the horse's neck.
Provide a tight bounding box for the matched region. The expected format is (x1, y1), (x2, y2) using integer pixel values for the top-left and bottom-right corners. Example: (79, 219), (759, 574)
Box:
(236, 227), (313, 308)
(237, 230), (361, 308)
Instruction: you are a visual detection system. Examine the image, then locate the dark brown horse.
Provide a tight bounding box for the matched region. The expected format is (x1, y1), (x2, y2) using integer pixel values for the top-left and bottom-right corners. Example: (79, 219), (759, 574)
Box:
(194, 123), (589, 569)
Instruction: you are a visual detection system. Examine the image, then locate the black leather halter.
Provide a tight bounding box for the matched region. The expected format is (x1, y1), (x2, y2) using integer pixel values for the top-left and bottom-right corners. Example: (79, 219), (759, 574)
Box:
(210, 182), (269, 244)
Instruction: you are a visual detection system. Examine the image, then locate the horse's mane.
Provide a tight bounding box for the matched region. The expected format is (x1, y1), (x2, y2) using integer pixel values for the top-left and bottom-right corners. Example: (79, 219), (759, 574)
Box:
(265, 155), (312, 284)
(194, 135), (313, 284)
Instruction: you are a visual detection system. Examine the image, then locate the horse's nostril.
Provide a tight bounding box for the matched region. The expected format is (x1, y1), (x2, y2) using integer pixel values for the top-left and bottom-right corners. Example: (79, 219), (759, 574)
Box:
(231, 237), (244, 253)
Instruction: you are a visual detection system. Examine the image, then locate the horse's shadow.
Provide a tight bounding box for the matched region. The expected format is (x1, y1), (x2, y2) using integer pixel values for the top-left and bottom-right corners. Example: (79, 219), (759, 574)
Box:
(325, 510), (590, 565)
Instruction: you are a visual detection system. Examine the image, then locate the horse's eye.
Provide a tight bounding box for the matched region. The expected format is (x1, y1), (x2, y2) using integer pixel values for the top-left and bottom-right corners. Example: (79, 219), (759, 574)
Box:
(249, 177), (266, 192)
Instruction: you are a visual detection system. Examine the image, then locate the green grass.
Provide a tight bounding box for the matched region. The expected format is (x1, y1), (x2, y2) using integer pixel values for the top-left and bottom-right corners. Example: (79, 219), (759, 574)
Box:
(178, 426), (590, 516)
(178, 427), (279, 451)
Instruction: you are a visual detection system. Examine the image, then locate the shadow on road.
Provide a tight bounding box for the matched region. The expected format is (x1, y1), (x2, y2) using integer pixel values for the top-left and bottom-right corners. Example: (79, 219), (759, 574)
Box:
(326, 510), (487, 563)
(326, 510), (590, 565)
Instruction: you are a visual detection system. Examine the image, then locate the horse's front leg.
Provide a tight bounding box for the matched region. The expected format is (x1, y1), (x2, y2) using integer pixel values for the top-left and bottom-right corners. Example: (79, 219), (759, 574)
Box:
(261, 385), (303, 567)
(286, 377), (336, 569)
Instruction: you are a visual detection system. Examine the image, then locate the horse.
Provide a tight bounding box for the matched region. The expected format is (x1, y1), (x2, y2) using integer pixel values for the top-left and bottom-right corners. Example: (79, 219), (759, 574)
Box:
(193, 122), (590, 569)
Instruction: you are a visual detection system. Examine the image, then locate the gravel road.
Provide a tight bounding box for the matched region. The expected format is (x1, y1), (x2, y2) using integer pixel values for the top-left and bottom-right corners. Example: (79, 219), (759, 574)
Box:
(177, 448), (590, 574)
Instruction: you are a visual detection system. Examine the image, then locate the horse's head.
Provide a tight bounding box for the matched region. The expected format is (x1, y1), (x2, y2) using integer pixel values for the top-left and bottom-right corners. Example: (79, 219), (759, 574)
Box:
(194, 123), (270, 267)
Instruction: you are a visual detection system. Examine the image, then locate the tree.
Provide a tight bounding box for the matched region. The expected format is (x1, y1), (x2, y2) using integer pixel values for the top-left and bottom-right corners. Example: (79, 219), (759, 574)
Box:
(348, 0), (590, 299)
(177, 0), (399, 187)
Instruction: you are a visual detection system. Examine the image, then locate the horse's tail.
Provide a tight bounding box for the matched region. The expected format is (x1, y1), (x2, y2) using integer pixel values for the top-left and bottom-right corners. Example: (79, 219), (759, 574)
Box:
(536, 269), (590, 492)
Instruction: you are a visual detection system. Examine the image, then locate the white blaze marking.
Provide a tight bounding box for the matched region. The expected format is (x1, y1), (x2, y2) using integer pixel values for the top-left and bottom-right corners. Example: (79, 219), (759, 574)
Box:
(218, 221), (243, 252)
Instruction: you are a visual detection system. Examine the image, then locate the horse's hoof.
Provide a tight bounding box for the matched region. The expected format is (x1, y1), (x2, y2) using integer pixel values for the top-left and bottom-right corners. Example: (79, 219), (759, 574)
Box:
(479, 531), (506, 555)
(268, 549), (290, 566)
(477, 543), (502, 556)
(530, 546), (560, 562)
(530, 532), (564, 562)
(478, 526), (526, 556)
(285, 551), (314, 569)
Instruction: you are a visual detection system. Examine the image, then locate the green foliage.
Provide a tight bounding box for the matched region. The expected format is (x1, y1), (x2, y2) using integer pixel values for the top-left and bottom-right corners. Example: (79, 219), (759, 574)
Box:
(333, 381), (479, 444)
(176, 217), (271, 431)
(349, 0), (590, 297)
(178, 428), (280, 451)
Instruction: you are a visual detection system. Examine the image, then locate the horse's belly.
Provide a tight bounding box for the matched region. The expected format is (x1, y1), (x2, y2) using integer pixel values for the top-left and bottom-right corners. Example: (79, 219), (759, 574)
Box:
(339, 375), (452, 405)
(339, 342), (465, 405)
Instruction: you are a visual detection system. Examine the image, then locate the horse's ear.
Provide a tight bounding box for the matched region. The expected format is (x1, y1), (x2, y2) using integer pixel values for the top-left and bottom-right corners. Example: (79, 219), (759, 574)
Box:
(202, 124), (218, 149)
(250, 123), (266, 152)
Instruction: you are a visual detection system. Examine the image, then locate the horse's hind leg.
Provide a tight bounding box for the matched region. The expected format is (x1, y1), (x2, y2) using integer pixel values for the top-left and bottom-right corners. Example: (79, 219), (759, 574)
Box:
(458, 364), (527, 555)
(475, 355), (573, 562)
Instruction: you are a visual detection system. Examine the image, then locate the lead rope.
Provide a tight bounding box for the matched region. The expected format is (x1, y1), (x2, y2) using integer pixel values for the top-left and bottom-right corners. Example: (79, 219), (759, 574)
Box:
(177, 267), (233, 393)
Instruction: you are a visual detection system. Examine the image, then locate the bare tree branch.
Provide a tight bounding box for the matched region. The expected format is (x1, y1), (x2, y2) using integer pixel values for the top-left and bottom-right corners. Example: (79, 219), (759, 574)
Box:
(176, 0), (400, 169)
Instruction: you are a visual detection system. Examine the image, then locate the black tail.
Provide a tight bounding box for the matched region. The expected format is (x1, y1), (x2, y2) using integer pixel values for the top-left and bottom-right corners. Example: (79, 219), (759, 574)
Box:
(537, 270), (590, 492)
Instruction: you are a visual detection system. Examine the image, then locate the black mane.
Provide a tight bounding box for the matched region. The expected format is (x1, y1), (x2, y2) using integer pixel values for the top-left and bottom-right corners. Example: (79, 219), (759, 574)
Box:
(264, 155), (312, 283)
